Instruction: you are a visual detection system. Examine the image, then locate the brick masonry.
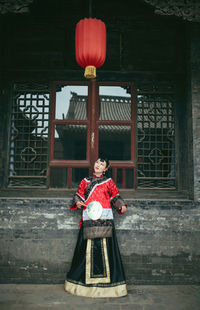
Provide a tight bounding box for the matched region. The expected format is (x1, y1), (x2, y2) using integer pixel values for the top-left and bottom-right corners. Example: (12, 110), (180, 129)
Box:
(0, 198), (200, 285)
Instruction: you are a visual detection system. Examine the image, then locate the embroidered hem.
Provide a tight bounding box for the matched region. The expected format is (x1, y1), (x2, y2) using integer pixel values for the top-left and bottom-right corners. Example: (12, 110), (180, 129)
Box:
(64, 280), (127, 298)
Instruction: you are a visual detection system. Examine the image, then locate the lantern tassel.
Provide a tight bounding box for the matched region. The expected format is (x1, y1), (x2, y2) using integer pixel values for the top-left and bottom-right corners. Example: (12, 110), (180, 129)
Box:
(84, 65), (96, 79)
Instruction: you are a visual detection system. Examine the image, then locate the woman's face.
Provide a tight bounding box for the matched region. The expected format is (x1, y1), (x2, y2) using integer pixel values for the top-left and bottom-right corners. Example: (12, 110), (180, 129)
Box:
(94, 159), (107, 175)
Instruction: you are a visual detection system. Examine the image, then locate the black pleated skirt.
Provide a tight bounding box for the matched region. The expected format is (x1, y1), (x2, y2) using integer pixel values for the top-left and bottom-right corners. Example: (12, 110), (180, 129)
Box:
(65, 225), (127, 298)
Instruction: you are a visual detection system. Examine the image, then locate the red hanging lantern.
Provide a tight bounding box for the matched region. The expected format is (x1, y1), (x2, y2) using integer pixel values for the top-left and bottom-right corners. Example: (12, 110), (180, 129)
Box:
(75, 18), (106, 79)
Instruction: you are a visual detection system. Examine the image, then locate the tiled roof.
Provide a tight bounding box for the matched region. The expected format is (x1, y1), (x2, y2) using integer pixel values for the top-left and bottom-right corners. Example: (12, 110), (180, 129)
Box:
(56, 92), (131, 137)
(65, 93), (131, 121)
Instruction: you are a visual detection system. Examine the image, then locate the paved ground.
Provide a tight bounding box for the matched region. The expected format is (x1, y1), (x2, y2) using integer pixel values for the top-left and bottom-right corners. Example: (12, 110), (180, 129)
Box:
(0, 284), (200, 310)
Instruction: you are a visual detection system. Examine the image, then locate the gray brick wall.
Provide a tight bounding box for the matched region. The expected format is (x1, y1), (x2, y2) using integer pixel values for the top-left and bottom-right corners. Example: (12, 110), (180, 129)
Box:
(0, 198), (200, 284)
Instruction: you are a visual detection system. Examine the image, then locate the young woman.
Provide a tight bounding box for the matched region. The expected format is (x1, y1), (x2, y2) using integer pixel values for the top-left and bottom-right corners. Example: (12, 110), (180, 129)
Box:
(65, 158), (128, 298)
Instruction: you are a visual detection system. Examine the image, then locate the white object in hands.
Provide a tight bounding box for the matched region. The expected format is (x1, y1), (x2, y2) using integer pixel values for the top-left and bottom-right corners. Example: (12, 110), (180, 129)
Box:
(86, 201), (103, 220)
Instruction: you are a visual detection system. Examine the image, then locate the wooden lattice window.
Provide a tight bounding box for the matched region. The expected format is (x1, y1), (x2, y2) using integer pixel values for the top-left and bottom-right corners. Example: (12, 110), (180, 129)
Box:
(137, 83), (176, 189)
(8, 83), (50, 187)
(7, 81), (176, 190)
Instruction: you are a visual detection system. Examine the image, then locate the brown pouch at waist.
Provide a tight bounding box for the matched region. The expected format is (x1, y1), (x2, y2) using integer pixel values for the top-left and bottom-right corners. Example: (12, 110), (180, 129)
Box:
(83, 226), (112, 239)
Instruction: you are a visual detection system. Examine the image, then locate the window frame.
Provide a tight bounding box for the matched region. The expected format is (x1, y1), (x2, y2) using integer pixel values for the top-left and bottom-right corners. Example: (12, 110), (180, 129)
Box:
(96, 81), (136, 189)
(49, 80), (136, 189)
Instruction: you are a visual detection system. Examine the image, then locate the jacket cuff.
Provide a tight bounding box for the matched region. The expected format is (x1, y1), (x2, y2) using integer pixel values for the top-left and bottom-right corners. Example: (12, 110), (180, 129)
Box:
(70, 194), (84, 210)
(111, 195), (127, 213)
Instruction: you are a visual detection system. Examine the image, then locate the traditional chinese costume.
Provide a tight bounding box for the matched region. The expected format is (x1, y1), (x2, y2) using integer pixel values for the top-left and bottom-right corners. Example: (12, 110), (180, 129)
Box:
(65, 174), (127, 298)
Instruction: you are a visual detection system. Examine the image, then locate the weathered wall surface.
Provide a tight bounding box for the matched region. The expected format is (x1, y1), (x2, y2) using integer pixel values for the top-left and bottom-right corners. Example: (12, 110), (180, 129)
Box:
(0, 85), (10, 188)
(0, 198), (199, 285)
(190, 24), (200, 201)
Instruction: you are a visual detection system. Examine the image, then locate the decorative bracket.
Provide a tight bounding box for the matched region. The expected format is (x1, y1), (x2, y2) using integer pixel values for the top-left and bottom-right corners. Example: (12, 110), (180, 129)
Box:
(0, 0), (34, 14)
(143, 0), (200, 22)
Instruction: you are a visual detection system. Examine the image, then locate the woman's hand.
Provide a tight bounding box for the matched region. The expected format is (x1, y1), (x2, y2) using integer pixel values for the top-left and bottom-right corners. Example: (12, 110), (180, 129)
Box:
(76, 201), (87, 209)
(120, 205), (127, 214)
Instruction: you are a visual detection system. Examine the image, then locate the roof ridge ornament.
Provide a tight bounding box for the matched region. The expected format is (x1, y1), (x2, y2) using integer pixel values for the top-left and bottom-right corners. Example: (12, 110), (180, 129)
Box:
(143, 0), (200, 22)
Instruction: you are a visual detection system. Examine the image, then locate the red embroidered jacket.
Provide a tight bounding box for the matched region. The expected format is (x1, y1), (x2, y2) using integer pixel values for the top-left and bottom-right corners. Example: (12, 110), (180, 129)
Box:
(71, 175), (126, 211)
(70, 175), (127, 235)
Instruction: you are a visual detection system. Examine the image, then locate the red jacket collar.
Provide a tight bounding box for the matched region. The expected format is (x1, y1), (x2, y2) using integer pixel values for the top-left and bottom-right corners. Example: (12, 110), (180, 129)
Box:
(93, 173), (104, 178)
